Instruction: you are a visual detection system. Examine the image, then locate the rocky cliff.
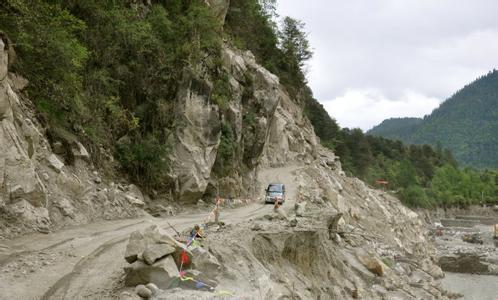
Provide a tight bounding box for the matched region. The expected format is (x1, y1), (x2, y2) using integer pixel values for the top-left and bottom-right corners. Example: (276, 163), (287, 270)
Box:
(169, 47), (318, 203)
(0, 36), (145, 238)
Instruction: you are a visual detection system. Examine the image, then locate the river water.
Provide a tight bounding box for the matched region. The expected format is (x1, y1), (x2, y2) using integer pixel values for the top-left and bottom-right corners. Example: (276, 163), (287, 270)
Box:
(442, 272), (498, 300)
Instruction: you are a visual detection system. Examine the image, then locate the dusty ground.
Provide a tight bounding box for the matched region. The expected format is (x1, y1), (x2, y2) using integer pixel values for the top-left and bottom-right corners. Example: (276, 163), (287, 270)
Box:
(442, 272), (498, 300)
(0, 166), (301, 299)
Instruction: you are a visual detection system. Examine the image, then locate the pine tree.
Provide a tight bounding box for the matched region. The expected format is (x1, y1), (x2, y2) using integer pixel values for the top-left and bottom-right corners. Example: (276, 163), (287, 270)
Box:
(280, 16), (313, 72)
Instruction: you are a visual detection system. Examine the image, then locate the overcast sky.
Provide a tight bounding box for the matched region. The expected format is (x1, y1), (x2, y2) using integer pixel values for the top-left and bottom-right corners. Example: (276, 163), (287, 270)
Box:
(277, 0), (498, 131)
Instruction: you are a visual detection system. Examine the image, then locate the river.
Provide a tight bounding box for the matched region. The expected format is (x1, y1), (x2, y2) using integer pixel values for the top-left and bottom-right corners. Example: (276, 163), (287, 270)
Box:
(442, 272), (498, 300)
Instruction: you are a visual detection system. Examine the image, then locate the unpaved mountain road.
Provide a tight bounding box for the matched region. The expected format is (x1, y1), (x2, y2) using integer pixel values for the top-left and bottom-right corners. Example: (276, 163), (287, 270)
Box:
(0, 166), (301, 299)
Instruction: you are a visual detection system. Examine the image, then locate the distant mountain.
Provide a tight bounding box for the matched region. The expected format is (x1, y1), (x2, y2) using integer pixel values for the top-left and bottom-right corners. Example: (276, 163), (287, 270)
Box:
(368, 117), (422, 141)
(368, 70), (498, 169)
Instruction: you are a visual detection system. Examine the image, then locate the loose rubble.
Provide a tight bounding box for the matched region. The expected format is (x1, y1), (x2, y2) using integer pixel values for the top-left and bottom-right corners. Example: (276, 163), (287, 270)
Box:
(116, 150), (463, 299)
(432, 220), (498, 275)
(122, 224), (223, 298)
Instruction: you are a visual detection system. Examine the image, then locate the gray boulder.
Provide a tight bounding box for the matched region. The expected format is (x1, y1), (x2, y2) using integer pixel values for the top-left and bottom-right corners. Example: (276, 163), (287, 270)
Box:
(143, 225), (193, 268)
(124, 255), (180, 289)
(191, 247), (221, 278)
(125, 231), (146, 263)
(145, 283), (160, 295)
(295, 201), (306, 217)
(143, 243), (175, 265)
(46, 154), (64, 173)
(135, 284), (152, 299)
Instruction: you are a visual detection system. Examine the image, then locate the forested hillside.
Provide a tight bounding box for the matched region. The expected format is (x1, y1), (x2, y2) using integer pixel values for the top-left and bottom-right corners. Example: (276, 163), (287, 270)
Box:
(368, 117), (422, 141)
(368, 70), (498, 169)
(306, 89), (497, 207)
(309, 102), (497, 207)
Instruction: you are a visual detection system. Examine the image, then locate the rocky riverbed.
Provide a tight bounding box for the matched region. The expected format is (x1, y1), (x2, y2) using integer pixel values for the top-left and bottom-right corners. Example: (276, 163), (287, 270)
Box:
(429, 209), (498, 299)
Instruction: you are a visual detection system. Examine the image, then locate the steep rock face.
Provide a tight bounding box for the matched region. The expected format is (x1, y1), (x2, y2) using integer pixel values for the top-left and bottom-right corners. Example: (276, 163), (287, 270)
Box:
(261, 89), (318, 167)
(169, 46), (318, 202)
(169, 72), (222, 203)
(0, 37), (49, 233)
(0, 36), (145, 238)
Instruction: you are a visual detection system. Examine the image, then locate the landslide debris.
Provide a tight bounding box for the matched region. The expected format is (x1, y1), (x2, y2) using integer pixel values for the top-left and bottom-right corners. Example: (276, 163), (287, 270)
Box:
(119, 151), (459, 299)
(122, 224), (222, 298)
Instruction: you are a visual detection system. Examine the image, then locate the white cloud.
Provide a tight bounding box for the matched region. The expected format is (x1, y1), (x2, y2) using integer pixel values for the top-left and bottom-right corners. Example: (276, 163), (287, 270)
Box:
(277, 1), (498, 129)
(322, 89), (441, 131)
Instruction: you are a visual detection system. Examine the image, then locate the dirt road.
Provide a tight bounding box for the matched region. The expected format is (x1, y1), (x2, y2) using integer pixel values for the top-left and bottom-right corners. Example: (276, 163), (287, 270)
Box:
(0, 166), (301, 299)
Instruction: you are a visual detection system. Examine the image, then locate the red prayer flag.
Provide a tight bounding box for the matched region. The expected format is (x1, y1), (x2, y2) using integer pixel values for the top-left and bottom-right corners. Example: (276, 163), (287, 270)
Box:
(181, 250), (190, 264)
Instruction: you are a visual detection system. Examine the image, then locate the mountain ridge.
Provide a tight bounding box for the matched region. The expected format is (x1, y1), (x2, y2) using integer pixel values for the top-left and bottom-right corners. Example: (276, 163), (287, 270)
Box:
(367, 70), (498, 168)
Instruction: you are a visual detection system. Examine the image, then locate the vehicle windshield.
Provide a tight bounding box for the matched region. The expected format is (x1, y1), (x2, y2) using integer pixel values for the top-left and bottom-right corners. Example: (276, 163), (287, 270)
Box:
(268, 185), (283, 192)
(267, 191), (282, 196)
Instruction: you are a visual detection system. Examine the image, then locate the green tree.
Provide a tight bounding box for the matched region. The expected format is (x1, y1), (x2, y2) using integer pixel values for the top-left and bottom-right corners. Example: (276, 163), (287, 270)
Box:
(280, 16), (313, 71)
(396, 160), (419, 189)
(400, 185), (431, 208)
(0, 0), (88, 124)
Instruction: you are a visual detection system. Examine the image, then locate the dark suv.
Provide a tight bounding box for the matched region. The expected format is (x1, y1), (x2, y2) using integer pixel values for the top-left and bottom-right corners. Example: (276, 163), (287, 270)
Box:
(265, 183), (285, 204)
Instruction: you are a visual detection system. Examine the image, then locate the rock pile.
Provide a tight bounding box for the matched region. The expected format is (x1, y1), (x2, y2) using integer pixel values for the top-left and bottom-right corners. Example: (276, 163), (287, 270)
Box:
(123, 225), (221, 298)
(124, 225), (192, 289)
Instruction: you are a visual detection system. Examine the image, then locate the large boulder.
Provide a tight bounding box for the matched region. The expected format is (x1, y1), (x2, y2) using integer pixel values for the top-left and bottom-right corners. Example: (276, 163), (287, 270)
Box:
(143, 244), (175, 265)
(357, 252), (386, 277)
(46, 154), (64, 173)
(4, 158), (46, 207)
(124, 255), (180, 289)
(143, 225), (193, 268)
(125, 231), (146, 263)
(72, 141), (90, 160)
(191, 247), (221, 278)
(295, 201), (307, 217)
(124, 225), (193, 268)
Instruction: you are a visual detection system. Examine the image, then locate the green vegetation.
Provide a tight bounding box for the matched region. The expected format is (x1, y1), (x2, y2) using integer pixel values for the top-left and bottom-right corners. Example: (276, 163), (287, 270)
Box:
(368, 117), (422, 141)
(214, 121), (237, 175)
(368, 70), (498, 169)
(116, 136), (169, 190)
(225, 0), (311, 95)
(0, 0), (88, 124)
(1, 0), (223, 189)
(308, 101), (498, 208)
(314, 110), (497, 208)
